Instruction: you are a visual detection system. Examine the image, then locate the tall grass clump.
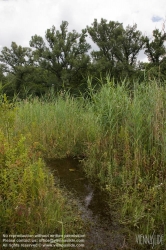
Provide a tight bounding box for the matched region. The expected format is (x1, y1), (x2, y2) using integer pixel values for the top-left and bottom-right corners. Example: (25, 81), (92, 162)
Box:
(1, 78), (166, 247)
(0, 96), (67, 236)
(0, 131), (65, 235)
(83, 78), (166, 239)
(14, 92), (101, 158)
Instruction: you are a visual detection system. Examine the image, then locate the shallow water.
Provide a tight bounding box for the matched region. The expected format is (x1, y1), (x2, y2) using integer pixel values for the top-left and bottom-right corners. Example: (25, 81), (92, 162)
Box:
(46, 157), (124, 250)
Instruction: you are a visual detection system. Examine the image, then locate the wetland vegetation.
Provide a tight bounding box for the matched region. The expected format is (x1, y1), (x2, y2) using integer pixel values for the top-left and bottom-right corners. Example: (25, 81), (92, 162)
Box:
(0, 17), (166, 249)
(0, 78), (166, 249)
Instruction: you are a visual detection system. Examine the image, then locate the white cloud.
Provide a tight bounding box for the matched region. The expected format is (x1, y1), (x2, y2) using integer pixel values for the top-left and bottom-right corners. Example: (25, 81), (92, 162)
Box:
(0, 0), (166, 61)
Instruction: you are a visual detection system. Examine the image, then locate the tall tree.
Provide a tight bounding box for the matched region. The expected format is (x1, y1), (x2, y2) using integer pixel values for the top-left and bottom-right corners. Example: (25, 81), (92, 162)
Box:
(87, 19), (123, 72)
(87, 19), (145, 80)
(144, 28), (166, 81)
(145, 29), (166, 64)
(0, 64), (6, 83)
(118, 24), (145, 65)
(30, 21), (91, 91)
(0, 42), (51, 96)
(0, 42), (33, 93)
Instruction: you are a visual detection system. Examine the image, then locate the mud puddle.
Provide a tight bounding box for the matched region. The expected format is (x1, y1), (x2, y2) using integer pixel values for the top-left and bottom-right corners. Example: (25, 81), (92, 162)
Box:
(46, 157), (125, 250)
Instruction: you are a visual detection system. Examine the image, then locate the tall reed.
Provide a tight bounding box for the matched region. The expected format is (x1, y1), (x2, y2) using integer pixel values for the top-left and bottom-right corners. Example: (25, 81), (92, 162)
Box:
(83, 79), (166, 240)
(14, 93), (101, 158)
(1, 79), (166, 247)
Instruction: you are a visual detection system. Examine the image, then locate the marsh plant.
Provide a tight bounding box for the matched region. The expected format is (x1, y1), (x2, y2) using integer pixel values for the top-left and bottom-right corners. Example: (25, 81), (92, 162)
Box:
(0, 96), (83, 238)
(83, 79), (166, 241)
(1, 78), (166, 247)
(0, 130), (64, 235)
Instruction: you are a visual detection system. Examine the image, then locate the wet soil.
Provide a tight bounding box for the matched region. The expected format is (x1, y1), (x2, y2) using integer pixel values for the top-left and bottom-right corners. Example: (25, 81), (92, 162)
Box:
(46, 157), (126, 250)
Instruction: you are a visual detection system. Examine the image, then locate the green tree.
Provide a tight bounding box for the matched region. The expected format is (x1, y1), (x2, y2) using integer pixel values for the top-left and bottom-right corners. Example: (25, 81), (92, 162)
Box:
(87, 19), (123, 77)
(144, 28), (166, 81)
(117, 24), (145, 75)
(0, 42), (33, 94)
(0, 42), (51, 97)
(30, 21), (91, 92)
(145, 29), (166, 64)
(87, 19), (145, 80)
(0, 64), (6, 83)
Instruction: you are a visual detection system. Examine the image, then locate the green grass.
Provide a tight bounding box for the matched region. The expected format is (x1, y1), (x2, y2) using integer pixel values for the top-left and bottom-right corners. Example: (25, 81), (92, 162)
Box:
(1, 79), (166, 248)
(83, 79), (166, 243)
(14, 94), (101, 158)
(0, 131), (64, 235)
(0, 95), (85, 242)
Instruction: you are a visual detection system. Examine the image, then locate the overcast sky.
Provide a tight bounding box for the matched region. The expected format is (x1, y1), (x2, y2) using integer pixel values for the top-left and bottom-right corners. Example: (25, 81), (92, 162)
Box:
(0, 0), (165, 61)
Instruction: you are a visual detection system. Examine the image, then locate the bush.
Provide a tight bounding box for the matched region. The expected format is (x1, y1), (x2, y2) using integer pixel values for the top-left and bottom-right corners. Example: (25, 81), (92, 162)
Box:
(0, 121), (63, 235)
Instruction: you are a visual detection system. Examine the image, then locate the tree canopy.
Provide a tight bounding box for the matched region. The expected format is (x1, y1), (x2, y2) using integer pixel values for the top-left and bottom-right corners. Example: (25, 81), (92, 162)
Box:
(87, 19), (146, 80)
(30, 21), (91, 92)
(0, 19), (165, 98)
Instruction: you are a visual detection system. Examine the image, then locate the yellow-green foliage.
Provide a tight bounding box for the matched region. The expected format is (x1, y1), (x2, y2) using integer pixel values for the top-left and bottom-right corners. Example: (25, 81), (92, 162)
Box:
(83, 80), (166, 237)
(0, 130), (63, 234)
(1, 80), (166, 242)
(0, 94), (16, 144)
(15, 95), (101, 158)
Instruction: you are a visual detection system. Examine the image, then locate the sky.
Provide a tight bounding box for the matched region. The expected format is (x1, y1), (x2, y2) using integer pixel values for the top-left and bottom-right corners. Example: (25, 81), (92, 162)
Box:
(0, 0), (166, 61)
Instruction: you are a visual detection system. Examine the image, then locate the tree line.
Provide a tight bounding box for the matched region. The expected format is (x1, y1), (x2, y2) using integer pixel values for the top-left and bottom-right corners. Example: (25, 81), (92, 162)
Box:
(0, 19), (166, 98)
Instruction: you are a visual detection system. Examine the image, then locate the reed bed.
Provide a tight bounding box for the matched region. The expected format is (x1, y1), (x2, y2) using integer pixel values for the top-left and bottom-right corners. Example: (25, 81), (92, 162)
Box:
(83, 80), (166, 242)
(14, 94), (101, 158)
(1, 79), (166, 247)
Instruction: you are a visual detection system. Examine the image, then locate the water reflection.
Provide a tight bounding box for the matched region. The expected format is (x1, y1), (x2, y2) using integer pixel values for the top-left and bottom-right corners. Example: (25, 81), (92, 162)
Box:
(46, 157), (110, 218)
(46, 157), (123, 250)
